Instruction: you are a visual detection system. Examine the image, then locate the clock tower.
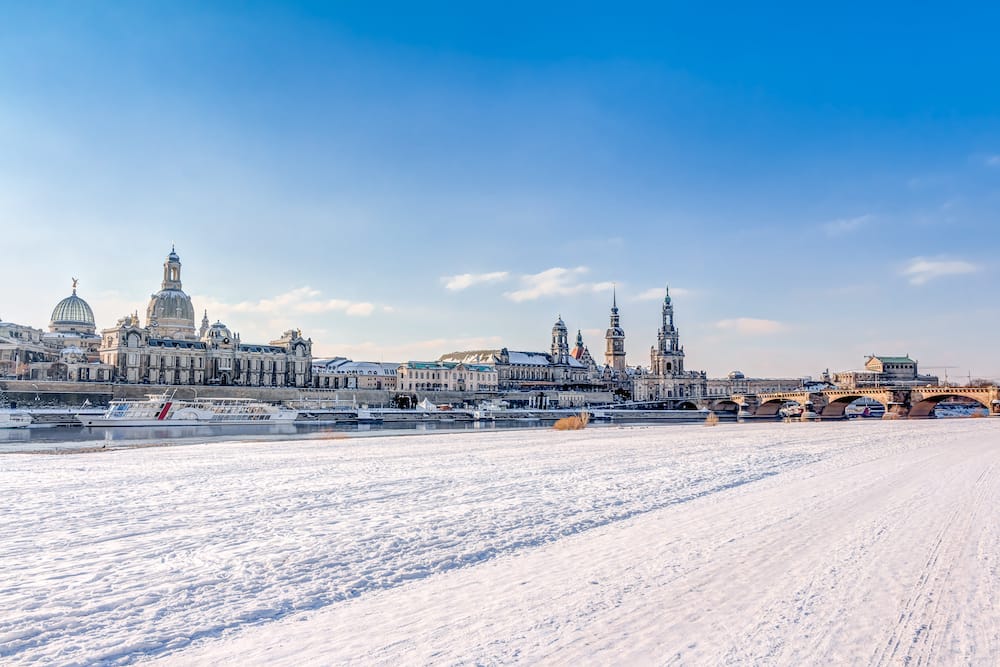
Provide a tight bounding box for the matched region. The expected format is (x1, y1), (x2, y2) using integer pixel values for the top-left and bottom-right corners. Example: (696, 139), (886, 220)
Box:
(604, 288), (626, 372)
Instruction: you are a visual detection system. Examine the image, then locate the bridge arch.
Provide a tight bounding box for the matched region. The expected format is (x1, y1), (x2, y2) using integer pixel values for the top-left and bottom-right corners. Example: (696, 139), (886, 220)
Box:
(708, 399), (740, 413)
(819, 395), (889, 419)
(909, 392), (991, 418)
(677, 400), (700, 411)
(756, 398), (801, 418)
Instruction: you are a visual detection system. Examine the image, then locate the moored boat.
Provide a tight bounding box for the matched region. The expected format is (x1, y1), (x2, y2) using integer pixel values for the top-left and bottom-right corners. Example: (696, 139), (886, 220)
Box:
(0, 410), (32, 429)
(81, 392), (298, 427)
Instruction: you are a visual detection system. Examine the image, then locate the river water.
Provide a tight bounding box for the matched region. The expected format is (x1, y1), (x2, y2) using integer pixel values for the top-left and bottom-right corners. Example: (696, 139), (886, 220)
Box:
(0, 420), (607, 453)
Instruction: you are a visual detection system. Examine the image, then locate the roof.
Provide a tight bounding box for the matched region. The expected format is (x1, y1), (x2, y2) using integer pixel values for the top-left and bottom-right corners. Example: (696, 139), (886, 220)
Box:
(507, 351), (551, 366)
(148, 338), (206, 350)
(442, 349), (586, 369)
(403, 361), (494, 373)
(51, 293), (95, 327)
(313, 358), (399, 375)
(42, 331), (101, 340)
(439, 350), (501, 364)
(869, 355), (915, 364)
(239, 344), (285, 354)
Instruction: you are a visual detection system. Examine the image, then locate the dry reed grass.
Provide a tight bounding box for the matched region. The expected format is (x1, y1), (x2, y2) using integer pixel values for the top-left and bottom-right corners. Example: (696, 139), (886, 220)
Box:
(553, 412), (590, 430)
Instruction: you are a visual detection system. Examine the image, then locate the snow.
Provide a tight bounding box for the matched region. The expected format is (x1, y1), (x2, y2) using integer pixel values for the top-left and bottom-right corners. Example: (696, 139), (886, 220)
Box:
(2, 420), (1000, 665)
(506, 350), (552, 366)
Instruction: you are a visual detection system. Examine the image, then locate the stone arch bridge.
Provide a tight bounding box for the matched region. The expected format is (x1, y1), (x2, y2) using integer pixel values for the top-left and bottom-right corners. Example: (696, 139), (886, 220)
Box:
(709, 386), (1000, 419)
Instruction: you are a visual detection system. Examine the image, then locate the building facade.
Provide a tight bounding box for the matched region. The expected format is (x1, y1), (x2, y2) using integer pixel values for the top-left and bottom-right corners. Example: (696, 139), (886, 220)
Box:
(312, 358), (399, 390)
(833, 355), (938, 388)
(1, 280), (116, 382)
(440, 316), (603, 392)
(98, 248), (312, 387)
(0, 320), (47, 379)
(704, 371), (806, 397)
(634, 287), (708, 401)
(396, 361), (498, 393)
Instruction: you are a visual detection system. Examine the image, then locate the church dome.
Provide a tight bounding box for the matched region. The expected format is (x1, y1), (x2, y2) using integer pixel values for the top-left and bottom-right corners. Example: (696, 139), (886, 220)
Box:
(50, 280), (96, 333)
(148, 289), (196, 324)
(146, 247), (197, 338)
(205, 320), (233, 342)
(51, 294), (95, 327)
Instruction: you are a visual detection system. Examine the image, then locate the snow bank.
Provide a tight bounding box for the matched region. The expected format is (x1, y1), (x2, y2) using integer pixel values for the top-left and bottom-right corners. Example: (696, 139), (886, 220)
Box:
(2, 420), (998, 665)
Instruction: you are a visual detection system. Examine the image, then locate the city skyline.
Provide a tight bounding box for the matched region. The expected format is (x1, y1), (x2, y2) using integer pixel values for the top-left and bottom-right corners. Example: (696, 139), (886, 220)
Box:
(3, 3), (999, 378)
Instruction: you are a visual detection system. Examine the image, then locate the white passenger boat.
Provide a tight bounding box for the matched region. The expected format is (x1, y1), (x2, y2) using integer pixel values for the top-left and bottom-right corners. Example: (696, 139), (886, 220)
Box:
(0, 410), (32, 429)
(81, 393), (299, 427)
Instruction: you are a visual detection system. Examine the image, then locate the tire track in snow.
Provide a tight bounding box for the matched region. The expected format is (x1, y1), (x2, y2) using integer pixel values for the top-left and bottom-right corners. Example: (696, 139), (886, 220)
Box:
(870, 460), (995, 667)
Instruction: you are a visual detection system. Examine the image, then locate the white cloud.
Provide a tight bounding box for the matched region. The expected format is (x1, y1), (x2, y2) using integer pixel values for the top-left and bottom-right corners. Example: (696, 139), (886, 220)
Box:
(985, 155), (1000, 167)
(195, 286), (378, 319)
(822, 214), (872, 237)
(900, 257), (980, 285)
(634, 287), (694, 301)
(441, 271), (510, 291)
(715, 318), (785, 335)
(503, 267), (612, 302)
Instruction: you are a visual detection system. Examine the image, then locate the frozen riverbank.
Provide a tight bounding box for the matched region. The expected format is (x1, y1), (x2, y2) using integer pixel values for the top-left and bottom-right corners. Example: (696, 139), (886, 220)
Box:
(2, 420), (998, 664)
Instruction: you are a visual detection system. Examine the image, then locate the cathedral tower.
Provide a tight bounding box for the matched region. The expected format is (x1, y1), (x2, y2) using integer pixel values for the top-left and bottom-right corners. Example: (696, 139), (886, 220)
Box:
(650, 286), (684, 376)
(551, 316), (569, 365)
(605, 288), (626, 372)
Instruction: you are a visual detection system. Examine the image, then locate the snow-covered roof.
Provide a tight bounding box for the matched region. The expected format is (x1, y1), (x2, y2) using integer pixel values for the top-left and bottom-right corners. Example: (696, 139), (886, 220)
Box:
(439, 350), (501, 364)
(443, 349), (586, 369)
(313, 358), (399, 375)
(507, 351), (551, 366)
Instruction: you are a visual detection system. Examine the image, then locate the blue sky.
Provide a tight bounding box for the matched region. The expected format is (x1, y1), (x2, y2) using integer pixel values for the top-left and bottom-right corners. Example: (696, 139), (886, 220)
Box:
(2, 2), (999, 379)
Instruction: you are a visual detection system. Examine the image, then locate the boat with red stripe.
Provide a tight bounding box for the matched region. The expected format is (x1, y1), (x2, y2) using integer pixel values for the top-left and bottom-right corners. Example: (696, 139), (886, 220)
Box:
(81, 392), (299, 427)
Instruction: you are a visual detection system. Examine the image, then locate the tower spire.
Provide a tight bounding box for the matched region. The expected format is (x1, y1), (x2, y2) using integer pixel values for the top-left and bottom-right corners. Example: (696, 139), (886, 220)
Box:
(605, 289), (626, 372)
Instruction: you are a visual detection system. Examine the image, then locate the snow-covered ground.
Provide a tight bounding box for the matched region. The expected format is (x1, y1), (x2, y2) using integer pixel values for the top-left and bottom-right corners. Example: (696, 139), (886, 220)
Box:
(2, 420), (999, 665)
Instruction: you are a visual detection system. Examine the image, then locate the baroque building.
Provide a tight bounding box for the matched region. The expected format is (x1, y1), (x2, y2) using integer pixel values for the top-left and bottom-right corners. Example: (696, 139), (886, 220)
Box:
(604, 289), (626, 372)
(634, 287), (708, 401)
(0, 319), (47, 379)
(0, 280), (115, 382)
(832, 355), (938, 389)
(440, 316), (598, 392)
(312, 358), (399, 390)
(570, 329), (598, 369)
(99, 248), (312, 387)
(396, 361), (498, 393)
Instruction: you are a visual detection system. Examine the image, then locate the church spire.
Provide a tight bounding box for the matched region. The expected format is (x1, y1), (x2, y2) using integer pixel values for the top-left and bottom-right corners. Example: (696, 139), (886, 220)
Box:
(605, 290), (626, 372)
